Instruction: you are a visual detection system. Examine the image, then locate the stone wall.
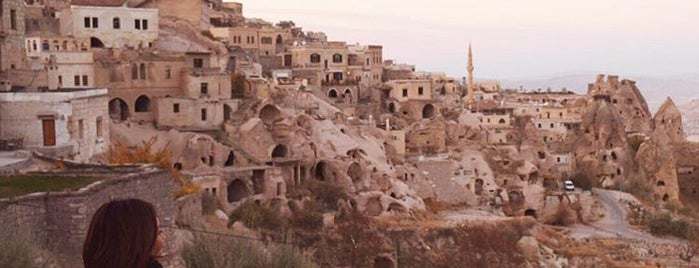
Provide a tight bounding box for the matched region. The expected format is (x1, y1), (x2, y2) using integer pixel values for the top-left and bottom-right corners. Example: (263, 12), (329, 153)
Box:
(0, 169), (177, 267)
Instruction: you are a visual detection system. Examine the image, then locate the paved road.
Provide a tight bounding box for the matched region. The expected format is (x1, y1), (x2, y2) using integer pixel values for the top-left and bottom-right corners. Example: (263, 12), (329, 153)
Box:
(570, 188), (682, 245)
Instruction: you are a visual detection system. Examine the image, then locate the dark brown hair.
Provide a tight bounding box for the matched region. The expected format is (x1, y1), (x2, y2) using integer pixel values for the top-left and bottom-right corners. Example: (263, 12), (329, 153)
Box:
(83, 199), (159, 268)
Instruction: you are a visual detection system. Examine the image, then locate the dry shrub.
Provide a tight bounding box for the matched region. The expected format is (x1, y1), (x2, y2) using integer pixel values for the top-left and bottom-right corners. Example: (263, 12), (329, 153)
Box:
(182, 234), (317, 268)
(289, 199), (324, 231)
(107, 136), (200, 197)
(319, 211), (384, 267)
(427, 219), (533, 268)
(647, 213), (689, 239)
(306, 179), (348, 211)
(228, 200), (286, 231)
(553, 206), (577, 226)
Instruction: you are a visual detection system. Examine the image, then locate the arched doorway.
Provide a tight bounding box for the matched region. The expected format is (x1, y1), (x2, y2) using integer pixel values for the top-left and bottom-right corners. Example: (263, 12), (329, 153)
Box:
(388, 102), (396, 113)
(90, 37), (104, 48)
(134, 95), (150, 112)
(224, 151), (235, 167)
(223, 104), (232, 122)
(227, 179), (249, 203)
(344, 88), (352, 99)
(259, 104), (282, 125)
(314, 161), (327, 181)
(271, 144), (288, 158)
(276, 34), (283, 45)
(524, 209), (537, 218)
(422, 104), (435, 119)
(109, 98), (129, 120)
(475, 179), (484, 195)
(328, 89), (338, 98)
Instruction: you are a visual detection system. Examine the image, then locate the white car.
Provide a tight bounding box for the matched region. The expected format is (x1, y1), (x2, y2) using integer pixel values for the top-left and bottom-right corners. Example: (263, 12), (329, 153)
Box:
(564, 180), (575, 191)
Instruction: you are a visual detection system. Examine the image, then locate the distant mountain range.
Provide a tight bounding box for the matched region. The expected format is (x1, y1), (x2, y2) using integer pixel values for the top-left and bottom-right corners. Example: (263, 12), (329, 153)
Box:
(499, 73), (699, 113)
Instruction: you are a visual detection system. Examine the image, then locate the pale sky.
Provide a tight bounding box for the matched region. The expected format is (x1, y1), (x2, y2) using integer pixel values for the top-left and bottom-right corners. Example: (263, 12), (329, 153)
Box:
(236, 0), (699, 80)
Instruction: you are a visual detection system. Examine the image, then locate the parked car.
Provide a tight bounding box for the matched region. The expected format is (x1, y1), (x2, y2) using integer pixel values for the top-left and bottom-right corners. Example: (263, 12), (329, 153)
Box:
(564, 180), (575, 191)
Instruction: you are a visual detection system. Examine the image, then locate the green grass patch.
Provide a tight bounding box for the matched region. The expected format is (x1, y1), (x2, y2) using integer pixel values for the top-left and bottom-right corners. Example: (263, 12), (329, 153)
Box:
(0, 175), (101, 199)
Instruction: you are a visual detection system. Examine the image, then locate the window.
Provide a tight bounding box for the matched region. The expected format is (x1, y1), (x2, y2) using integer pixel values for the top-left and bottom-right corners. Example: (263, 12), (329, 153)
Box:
(550, 123), (554, 128)
(92, 17), (99, 28)
(165, 68), (171, 79)
(402, 89), (408, 97)
(142, 20), (148, 30)
(173, 103), (180, 113)
(332, 53), (343, 63)
(84, 17), (91, 28)
(418, 87), (424, 95)
(193, 58), (203, 68)
(74, 75), (80, 86)
(135, 19), (141, 29)
(113, 17), (120, 29)
(139, 63), (146, 79)
(96, 117), (103, 138)
(78, 120), (84, 140)
(200, 82), (208, 95)
(58, 75), (62, 86)
(261, 37), (272, 44)
(10, 10), (17, 30)
(310, 53), (321, 63)
(201, 109), (207, 121)
(82, 75), (88, 86)
(131, 64), (138, 80)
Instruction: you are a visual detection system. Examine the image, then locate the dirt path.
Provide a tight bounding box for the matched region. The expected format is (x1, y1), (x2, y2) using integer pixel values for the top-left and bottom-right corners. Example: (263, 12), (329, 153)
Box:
(570, 188), (682, 246)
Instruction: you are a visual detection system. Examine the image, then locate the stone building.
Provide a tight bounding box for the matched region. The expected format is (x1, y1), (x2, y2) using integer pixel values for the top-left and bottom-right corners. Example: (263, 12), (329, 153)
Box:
(0, 0), (26, 72)
(210, 25), (289, 56)
(25, 36), (95, 90)
(153, 52), (234, 130)
(383, 79), (438, 121)
(95, 51), (186, 122)
(59, 2), (159, 49)
(0, 88), (109, 161)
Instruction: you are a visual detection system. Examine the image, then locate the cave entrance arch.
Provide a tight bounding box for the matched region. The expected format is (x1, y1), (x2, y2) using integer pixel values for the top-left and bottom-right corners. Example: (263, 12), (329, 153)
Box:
(109, 98), (129, 120)
(271, 144), (288, 158)
(422, 104), (435, 119)
(524, 209), (537, 218)
(259, 104), (282, 125)
(227, 179), (249, 203)
(224, 151), (235, 167)
(134, 95), (151, 112)
(90, 37), (104, 48)
(328, 88), (338, 98)
(474, 179), (484, 195)
(314, 161), (328, 181)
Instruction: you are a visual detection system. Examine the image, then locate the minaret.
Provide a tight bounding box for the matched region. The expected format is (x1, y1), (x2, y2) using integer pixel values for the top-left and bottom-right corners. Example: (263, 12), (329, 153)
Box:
(467, 43), (475, 106)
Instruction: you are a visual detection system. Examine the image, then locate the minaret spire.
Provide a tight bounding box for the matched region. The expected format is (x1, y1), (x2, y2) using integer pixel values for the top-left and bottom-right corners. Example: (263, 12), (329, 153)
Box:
(467, 43), (475, 107)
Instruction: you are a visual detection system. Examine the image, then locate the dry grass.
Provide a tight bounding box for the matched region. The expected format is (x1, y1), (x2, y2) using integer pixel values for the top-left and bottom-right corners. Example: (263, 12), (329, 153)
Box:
(106, 136), (200, 197)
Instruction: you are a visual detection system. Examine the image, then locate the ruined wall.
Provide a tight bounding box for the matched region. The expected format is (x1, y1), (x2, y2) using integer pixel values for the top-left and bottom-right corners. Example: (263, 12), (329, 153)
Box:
(0, 169), (177, 268)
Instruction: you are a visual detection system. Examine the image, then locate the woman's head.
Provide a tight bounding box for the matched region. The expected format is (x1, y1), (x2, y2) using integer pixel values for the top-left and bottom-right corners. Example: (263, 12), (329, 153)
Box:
(83, 199), (165, 268)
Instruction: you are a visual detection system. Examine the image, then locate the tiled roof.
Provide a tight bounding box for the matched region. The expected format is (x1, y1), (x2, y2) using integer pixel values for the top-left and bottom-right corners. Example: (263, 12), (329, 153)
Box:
(71, 0), (127, 7)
